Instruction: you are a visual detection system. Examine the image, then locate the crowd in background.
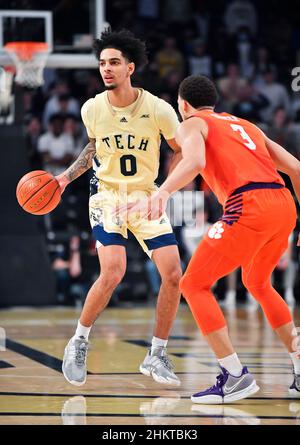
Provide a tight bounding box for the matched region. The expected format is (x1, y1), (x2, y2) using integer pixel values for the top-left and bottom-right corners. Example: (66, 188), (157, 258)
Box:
(18, 0), (300, 305)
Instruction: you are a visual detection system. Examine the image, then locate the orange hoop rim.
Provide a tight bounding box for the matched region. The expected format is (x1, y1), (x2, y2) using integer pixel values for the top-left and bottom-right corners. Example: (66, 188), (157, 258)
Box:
(4, 41), (49, 61)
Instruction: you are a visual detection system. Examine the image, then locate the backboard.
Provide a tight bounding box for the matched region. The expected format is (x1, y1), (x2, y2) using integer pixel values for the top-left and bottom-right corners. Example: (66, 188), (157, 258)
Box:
(0, 0), (107, 69)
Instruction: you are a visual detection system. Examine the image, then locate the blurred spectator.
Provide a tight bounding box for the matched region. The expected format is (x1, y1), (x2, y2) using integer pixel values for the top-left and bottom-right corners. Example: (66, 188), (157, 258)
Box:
(57, 94), (77, 118)
(253, 46), (276, 87)
(84, 72), (102, 99)
(193, 2), (210, 42)
(210, 25), (230, 77)
(188, 40), (212, 77)
(17, 87), (46, 123)
(161, 70), (184, 108)
(162, 0), (192, 27)
(292, 109), (300, 153)
(64, 114), (87, 156)
(263, 17), (292, 81)
(224, 0), (257, 36)
(291, 91), (300, 118)
(43, 81), (80, 127)
(25, 115), (43, 170)
(217, 63), (247, 112)
(137, 0), (159, 26)
(232, 81), (269, 123)
(256, 68), (291, 123)
(233, 27), (255, 79)
(266, 107), (298, 157)
(107, 0), (137, 30)
(155, 37), (185, 79)
(140, 62), (163, 96)
(179, 26), (196, 57)
(38, 113), (75, 175)
(22, 90), (35, 117)
(50, 235), (83, 305)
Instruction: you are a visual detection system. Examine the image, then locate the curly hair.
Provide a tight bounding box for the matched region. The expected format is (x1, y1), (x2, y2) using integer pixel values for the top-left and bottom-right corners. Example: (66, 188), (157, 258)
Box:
(93, 28), (148, 69)
(179, 75), (218, 108)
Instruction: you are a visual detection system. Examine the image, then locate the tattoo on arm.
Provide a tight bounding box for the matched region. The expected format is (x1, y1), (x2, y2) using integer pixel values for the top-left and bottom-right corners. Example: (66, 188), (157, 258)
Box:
(65, 139), (96, 182)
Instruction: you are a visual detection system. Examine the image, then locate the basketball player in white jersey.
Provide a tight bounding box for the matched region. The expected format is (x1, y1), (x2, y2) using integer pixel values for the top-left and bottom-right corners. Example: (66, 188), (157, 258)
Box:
(56, 29), (182, 387)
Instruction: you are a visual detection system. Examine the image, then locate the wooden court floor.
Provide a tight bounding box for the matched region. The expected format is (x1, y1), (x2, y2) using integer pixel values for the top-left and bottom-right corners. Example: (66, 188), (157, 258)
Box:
(0, 303), (299, 425)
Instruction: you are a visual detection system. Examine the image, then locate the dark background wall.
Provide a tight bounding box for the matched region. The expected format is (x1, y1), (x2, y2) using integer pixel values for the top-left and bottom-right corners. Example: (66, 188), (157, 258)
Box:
(0, 125), (56, 306)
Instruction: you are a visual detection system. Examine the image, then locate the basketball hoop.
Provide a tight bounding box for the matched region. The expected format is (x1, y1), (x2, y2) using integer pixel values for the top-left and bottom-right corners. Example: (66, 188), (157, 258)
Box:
(4, 41), (49, 88)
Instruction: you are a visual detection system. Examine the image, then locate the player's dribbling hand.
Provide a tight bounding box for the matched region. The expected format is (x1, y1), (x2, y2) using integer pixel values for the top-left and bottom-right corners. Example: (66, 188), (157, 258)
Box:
(297, 233), (300, 247)
(55, 173), (70, 194)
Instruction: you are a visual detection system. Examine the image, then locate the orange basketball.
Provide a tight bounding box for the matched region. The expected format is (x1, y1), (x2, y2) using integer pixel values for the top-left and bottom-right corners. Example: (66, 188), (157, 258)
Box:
(16, 170), (61, 215)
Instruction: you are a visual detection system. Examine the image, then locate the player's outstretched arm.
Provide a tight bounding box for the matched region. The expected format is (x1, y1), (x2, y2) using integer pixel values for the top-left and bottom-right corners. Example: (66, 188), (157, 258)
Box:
(264, 134), (300, 205)
(55, 138), (96, 193)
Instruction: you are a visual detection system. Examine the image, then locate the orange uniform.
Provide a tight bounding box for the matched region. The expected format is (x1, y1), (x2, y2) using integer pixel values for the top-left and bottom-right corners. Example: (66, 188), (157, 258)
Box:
(179, 110), (297, 335)
(195, 110), (284, 206)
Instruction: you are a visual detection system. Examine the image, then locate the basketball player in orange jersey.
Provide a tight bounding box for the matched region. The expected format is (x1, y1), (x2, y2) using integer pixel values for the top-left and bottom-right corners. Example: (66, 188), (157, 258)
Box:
(55, 29), (182, 387)
(120, 75), (300, 403)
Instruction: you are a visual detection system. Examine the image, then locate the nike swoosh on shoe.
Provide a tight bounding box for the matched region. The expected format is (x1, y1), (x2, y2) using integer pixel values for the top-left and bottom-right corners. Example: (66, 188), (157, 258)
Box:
(223, 375), (248, 394)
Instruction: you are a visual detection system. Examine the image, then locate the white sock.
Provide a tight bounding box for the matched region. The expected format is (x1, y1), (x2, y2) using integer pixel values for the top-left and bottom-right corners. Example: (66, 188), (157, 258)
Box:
(151, 336), (168, 355)
(74, 321), (92, 341)
(218, 352), (243, 377)
(290, 351), (300, 375)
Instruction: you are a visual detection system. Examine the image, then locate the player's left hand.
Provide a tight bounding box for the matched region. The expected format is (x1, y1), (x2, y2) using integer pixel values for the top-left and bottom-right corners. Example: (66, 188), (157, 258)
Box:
(55, 173), (70, 194)
(114, 191), (169, 220)
(297, 233), (300, 247)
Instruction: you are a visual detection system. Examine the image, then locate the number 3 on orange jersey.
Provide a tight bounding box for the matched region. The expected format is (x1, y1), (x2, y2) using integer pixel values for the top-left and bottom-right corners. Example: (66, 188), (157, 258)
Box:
(230, 124), (256, 151)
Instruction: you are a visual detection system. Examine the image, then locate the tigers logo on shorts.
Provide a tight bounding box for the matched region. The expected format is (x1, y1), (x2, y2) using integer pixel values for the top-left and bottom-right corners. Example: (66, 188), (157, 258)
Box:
(208, 222), (225, 240)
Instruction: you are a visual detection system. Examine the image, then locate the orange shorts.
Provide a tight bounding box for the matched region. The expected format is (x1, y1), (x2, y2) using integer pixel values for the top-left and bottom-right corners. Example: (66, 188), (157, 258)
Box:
(204, 186), (297, 267)
(180, 185), (297, 334)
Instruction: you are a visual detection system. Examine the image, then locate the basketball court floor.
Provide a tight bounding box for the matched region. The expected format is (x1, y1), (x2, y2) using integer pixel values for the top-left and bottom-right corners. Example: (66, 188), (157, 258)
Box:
(0, 303), (299, 425)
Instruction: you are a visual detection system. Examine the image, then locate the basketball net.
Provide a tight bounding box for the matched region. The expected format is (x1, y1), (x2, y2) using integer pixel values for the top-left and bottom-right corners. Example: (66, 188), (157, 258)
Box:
(4, 41), (49, 89)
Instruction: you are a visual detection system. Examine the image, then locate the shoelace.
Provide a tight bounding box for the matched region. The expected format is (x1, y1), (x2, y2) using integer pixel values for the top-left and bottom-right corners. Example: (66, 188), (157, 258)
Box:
(150, 347), (175, 372)
(159, 355), (174, 371)
(206, 372), (226, 393)
(72, 342), (88, 367)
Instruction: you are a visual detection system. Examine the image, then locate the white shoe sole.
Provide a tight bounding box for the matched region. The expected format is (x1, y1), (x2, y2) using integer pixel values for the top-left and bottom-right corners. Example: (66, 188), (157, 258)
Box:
(191, 381), (260, 404)
(62, 363), (86, 386)
(139, 364), (151, 377)
(139, 364), (181, 387)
